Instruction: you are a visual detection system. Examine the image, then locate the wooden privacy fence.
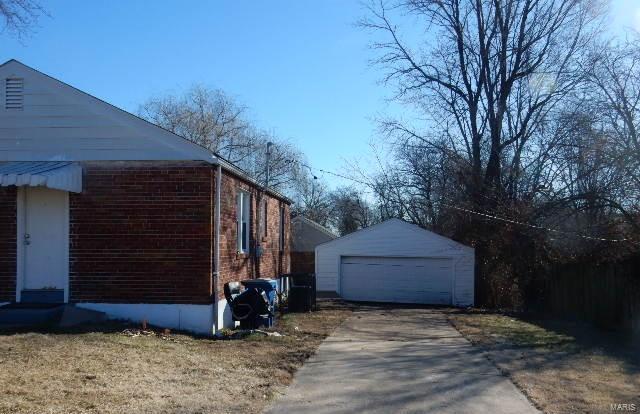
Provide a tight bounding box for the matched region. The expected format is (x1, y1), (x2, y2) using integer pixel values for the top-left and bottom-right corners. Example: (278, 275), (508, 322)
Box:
(545, 255), (640, 336)
(290, 252), (315, 274)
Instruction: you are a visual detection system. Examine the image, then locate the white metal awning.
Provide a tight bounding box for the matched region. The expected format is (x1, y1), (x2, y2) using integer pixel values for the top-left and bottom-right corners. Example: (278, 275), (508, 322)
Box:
(0, 162), (83, 193)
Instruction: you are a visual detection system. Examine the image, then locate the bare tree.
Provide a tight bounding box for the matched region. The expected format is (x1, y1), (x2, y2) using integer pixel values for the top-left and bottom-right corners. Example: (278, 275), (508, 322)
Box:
(139, 85), (253, 163)
(360, 0), (620, 307)
(139, 85), (306, 193)
(363, 0), (605, 203)
(588, 39), (640, 228)
(0, 0), (46, 38)
(290, 172), (333, 226)
(328, 187), (378, 236)
(242, 134), (304, 189)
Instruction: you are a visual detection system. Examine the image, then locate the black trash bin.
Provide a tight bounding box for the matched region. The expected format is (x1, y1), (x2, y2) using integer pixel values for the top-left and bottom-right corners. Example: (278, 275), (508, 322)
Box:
(224, 279), (277, 329)
(286, 273), (316, 312)
(241, 279), (278, 328)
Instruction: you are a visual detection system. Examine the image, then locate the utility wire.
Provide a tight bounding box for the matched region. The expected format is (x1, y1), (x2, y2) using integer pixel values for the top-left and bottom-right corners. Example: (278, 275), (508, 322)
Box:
(296, 160), (637, 244)
(438, 201), (634, 243)
(297, 161), (371, 186)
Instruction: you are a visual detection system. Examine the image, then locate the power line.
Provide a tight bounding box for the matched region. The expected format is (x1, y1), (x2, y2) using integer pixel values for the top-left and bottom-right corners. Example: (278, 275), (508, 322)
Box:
(296, 160), (636, 244)
(297, 161), (371, 186)
(438, 201), (634, 243)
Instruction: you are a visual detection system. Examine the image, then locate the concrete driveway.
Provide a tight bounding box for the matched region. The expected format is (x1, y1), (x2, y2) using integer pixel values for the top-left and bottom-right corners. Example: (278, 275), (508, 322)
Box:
(266, 306), (539, 414)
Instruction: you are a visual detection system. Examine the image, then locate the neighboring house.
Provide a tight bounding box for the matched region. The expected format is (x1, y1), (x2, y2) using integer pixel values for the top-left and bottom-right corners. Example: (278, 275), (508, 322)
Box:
(291, 215), (336, 273)
(315, 219), (474, 306)
(0, 60), (291, 334)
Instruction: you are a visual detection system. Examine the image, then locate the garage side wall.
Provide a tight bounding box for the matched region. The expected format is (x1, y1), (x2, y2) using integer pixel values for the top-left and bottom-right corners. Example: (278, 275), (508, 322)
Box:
(315, 220), (474, 306)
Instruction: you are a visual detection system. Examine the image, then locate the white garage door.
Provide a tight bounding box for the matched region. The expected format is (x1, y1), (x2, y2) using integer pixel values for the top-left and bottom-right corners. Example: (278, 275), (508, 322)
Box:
(340, 256), (453, 305)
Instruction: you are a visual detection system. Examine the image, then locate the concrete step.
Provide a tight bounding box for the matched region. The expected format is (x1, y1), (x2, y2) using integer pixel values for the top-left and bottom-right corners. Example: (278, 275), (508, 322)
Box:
(0, 304), (106, 328)
(0, 303), (63, 325)
(59, 305), (106, 327)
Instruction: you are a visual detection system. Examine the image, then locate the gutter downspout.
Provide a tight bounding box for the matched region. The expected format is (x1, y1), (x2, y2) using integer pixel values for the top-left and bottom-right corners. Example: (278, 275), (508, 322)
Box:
(213, 164), (222, 333)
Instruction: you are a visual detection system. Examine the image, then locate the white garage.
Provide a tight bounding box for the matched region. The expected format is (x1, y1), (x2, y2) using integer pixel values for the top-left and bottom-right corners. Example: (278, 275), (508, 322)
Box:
(315, 219), (475, 306)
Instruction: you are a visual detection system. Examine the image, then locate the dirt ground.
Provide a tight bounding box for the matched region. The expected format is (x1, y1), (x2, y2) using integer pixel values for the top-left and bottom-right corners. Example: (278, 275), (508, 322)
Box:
(448, 311), (640, 414)
(0, 300), (353, 414)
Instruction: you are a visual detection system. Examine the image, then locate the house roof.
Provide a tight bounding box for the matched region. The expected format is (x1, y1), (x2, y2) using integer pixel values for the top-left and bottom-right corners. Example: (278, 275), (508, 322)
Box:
(0, 59), (292, 203)
(292, 215), (337, 238)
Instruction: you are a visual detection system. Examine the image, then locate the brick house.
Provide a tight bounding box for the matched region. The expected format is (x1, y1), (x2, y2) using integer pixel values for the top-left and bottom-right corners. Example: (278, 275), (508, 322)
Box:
(0, 60), (291, 334)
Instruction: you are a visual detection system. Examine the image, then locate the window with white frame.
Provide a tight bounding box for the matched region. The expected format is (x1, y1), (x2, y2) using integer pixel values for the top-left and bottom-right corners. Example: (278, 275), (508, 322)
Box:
(237, 191), (251, 253)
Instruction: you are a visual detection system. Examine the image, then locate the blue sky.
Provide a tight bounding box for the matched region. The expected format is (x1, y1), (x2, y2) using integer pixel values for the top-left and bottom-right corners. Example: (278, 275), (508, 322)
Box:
(0, 1), (636, 188)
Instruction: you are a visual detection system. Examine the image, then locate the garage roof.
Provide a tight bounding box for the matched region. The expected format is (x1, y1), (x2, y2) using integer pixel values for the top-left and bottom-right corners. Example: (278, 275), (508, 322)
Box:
(316, 218), (473, 252)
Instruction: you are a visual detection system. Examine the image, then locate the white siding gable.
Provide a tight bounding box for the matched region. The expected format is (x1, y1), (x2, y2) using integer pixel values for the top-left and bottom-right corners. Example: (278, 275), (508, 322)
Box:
(0, 60), (216, 163)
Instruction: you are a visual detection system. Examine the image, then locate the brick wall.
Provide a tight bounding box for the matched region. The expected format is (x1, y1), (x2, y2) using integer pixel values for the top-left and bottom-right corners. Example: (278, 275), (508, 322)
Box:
(0, 161), (291, 305)
(216, 171), (290, 298)
(70, 161), (213, 304)
(256, 194), (291, 278)
(0, 187), (16, 302)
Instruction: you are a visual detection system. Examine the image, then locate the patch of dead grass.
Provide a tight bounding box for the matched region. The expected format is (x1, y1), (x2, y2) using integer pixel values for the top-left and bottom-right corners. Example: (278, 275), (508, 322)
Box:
(449, 311), (640, 414)
(0, 300), (352, 414)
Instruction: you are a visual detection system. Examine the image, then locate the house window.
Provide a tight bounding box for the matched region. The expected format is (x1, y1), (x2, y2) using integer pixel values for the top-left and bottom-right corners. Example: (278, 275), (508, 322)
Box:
(237, 191), (250, 253)
(279, 206), (285, 251)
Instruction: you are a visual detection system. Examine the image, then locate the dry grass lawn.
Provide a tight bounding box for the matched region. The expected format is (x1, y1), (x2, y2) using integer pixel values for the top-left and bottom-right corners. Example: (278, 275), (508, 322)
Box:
(449, 311), (640, 414)
(0, 300), (353, 414)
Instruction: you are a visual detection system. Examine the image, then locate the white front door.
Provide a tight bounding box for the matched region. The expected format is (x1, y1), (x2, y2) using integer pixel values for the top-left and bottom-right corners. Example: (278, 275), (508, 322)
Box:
(19, 187), (69, 301)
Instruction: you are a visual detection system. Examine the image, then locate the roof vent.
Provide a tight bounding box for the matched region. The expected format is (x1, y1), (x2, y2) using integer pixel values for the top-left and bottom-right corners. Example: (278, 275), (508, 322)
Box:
(5, 78), (24, 110)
